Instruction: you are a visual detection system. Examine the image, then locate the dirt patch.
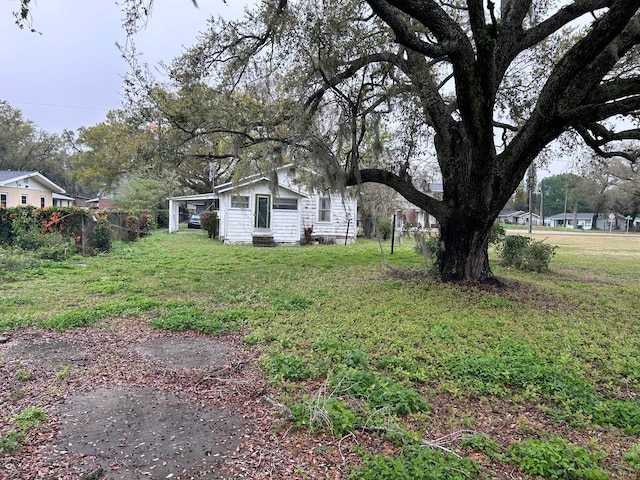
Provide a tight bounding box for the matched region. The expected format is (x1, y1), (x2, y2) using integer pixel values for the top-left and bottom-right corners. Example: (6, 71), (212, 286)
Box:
(55, 386), (244, 479)
(132, 337), (234, 369)
(8, 340), (90, 368)
(0, 322), (268, 480)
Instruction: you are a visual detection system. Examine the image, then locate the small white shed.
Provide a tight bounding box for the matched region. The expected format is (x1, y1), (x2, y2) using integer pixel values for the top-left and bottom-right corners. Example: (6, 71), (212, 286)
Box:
(168, 165), (357, 245)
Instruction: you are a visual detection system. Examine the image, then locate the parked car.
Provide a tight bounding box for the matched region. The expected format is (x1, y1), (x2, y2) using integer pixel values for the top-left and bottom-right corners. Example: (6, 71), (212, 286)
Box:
(187, 214), (201, 229)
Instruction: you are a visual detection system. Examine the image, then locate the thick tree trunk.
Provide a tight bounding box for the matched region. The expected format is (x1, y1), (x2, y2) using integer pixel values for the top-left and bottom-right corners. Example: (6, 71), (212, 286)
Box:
(437, 211), (497, 283)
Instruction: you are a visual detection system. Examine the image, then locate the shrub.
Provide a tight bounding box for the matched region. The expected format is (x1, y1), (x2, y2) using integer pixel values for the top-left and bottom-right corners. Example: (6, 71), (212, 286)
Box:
(93, 214), (112, 251)
(498, 235), (556, 272)
(200, 211), (219, 238)
(156, 209), (169, 228)
(489, 222), (506, 245)
(379, 218), (392, 240)
(125, 215), (140, 241)
(414, 231), (439, 268)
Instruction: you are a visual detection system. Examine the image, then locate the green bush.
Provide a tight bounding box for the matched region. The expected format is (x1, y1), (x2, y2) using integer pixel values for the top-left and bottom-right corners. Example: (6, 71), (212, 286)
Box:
(498, 235), (556, 272)
(489, 222), (506, 245)
(200, 211), (219, 238)
(414, 231), (439, 268)
(379, 219), (392, 240)
(508, 437), (607, 480)
(156, 209), (169, 228)
(93, 214), (112, 251)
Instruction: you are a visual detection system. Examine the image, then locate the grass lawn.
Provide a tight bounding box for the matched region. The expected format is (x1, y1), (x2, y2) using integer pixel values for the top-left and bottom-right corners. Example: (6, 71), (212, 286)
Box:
(2, 230), (640, 478)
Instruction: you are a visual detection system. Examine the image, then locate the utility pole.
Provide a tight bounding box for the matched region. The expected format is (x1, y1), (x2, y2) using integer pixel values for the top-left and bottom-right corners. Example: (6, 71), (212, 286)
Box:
(563, 181), (569, 227)
(540, 179), (544, 227)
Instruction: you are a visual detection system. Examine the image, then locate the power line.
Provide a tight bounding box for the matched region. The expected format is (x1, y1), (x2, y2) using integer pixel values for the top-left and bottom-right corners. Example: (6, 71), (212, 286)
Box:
(6, 100), (112, 112)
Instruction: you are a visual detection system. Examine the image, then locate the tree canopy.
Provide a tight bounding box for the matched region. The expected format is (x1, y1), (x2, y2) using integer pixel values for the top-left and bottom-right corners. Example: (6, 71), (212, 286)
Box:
(127, 0), (638, 282)
(15, 0), (640, 282)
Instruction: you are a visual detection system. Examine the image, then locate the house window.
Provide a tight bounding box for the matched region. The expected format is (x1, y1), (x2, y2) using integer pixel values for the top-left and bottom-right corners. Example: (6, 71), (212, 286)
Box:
(21, 195), (28, 205)
(41, 197), (46, 208)
(231, 195), (249, 208)
(0, 193), (6, 208)
(273, 198), (298, 210)
(318, 197), (331, 222)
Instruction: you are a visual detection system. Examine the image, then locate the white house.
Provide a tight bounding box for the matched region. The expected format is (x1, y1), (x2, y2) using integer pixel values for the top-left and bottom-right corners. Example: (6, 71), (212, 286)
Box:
(547, 212), (612, 229)
(0, 170), (71, 208)
(168, 165), (358, 245)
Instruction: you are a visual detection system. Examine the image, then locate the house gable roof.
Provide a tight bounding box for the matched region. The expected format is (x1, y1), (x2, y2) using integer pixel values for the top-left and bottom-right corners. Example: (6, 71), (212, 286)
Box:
(0, 170), (66, 194)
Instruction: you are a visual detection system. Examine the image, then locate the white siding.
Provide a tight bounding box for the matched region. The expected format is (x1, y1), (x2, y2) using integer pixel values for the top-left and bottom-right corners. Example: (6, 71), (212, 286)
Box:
(272, 210), (300, 244)
(300, 193), (357, 244)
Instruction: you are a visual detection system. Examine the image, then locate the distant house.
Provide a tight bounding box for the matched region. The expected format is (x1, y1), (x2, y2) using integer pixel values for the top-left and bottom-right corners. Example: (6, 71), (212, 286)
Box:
(516, 211), (543, 226)
(398, 183), (443, 230)
(497, 210), (525, 224)
(0, 170), (71, 208)
(547, 212), (611, 229)
(168, 165), (358, 245)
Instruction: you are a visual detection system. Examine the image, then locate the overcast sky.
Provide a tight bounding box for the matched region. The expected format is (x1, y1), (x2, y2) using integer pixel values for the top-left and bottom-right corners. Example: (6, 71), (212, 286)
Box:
(2, 0), (568, 177)
(1, 0), (250, 134)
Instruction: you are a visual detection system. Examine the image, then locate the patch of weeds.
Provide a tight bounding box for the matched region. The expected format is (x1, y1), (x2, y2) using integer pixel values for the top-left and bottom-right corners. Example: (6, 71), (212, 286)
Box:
(1, 406), (47, 455)
(14, 368), (33, 381)
(40, 299), (162, 330)
(0, 315), (31, 331)
(623, 443), (640, 470)
(0, 429), (21, 455)
(593, 399), (640, 435)
(39, 308), (102, 329)
(507, 437), (607, 480)
(13, 406), (46, 431)
(0, 295), (34, 306)
(445, 340), (597, 405)
(265, 353), (310, 381)
(150, 307), (250, 335)
(331, 368), (430, 415)
(347, 446), (480, 479)
(375, 355), (431, 383)
(271, 290), (313, 311)
(312, 336), (368, 373)
(460, 433), (506, 461)
(291, 383), (357, 436)
(55, 364), (70, 380)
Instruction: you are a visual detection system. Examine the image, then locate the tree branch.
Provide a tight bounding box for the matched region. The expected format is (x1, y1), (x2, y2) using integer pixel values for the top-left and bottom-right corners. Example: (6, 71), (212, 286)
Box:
(346, 168), (446, 220)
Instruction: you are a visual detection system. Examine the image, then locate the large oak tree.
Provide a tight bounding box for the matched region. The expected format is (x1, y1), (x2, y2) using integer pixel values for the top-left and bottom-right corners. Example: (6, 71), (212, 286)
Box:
(163, 0), (640, 282)
(19, 1), (640, 282)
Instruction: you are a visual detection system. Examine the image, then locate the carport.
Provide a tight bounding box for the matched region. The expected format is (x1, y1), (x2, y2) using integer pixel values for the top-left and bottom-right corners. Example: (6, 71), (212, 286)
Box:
(168, 193), (218, 233)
